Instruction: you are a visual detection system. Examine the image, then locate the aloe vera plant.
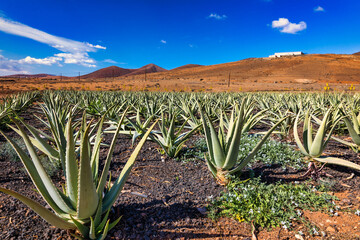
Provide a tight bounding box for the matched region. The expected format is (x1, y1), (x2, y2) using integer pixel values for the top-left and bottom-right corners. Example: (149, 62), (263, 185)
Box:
(294, 109), (360, 179)
(332, 109), (360, 152)
(151, 111), (201, 158)
(199, 99), (287, 185)
(0, 110), (156, 239)
(219, 103), (267, 135)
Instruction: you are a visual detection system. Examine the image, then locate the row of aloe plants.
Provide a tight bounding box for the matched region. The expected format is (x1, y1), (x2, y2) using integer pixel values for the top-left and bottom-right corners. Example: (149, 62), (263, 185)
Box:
(0, 91), (39, 126)
(1, 90), (360, 238)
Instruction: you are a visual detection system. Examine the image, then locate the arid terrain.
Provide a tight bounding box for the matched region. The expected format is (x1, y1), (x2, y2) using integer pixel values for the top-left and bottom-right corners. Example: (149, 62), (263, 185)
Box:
(1, 53), (360, 96)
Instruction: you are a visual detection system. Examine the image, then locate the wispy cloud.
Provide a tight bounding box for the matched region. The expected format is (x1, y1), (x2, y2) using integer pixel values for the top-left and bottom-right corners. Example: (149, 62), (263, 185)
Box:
(314, 6), (325, 12)
(272, 18), (307, 34)
(160, 39), (167, 44)
(0, 16), (105, 68)
(103, 59), (117, 64)
(0, 10), (6, 18)
(207, 13), (227, 20)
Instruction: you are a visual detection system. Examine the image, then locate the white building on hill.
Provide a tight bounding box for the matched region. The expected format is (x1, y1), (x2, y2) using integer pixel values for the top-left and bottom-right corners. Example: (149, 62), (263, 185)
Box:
(269, 51), (304, 58)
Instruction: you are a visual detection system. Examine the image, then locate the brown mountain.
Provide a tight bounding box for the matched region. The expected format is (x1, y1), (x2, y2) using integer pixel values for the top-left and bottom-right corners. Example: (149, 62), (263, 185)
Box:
(353, 51), (360, 56)
(128, 54), (360, 86)
(171, 64), (203, 71)
(81, 66), (133, 79)
(123, 64), (167, 76)
(81, 64), (167, 79)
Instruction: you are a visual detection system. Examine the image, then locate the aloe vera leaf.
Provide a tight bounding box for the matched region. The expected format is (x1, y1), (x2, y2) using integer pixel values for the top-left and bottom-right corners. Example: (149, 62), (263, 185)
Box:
(0, 187), (75, 230)
(102, 121), (157, 212)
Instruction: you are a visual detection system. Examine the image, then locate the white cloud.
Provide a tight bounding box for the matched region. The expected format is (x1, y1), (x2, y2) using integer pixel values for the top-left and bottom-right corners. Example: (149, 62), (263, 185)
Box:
(160, 40), (167, 44)
(0, 16), (105, 67)
(103, 59), (117, 64)
(55, 53), (96, 67)
(18, 56), (62, 65)
(0, 54), (29, 75)
(208, 13), (227, 20)
(272, 18), (307, 34)
(314, 6), (325, 12)
(87, 43), (106, 50)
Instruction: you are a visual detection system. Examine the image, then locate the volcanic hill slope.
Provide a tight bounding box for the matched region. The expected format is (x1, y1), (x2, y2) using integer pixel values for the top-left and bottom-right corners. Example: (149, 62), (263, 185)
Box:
(129, 54), (360, 85)
(81, 66), (133, 79)
(124, 63), (167, 76)
(171, 64), (203, 71)
(81, 64), (167, 79)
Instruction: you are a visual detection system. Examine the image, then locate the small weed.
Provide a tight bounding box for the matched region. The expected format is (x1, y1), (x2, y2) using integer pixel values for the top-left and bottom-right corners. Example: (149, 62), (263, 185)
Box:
(0, 138), (26, 161)
(40, 156), (61, 177)
(239, 134), (305, 169)
(175, 137), (208, 163)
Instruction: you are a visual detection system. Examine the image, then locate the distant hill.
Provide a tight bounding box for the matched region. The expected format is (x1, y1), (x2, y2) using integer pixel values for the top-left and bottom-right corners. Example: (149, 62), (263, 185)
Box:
(123, 64), (167, 77)
(2, 74), (54, 78)
(81, 66), (133, 79)
(353, 51), (360, 56)
(171, 64), (203, 71)
(81, 64), (167, 79)
(129, 54), (360, 85)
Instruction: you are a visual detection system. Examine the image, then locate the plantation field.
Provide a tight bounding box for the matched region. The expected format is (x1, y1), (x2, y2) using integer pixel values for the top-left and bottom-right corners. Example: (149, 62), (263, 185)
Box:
(1, 91), (360, 239)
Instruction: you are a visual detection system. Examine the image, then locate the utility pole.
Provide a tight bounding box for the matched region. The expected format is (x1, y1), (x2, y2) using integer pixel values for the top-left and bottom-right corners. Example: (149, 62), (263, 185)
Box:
(228, 72), (231, 88)
(60, 73), (62, 81)
(112, 69), (115, 81)
(78, 72), (80, 81)
(144, 69), (147, 82)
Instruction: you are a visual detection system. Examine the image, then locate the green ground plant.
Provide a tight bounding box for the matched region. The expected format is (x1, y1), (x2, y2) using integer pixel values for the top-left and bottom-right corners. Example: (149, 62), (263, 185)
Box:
(0, 138), (26, 161)
(208, 177), (338, 232)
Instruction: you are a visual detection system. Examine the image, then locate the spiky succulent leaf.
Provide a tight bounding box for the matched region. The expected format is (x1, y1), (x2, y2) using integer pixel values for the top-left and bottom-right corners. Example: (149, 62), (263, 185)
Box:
(0, 187), (75, 230)
(293, 112), (310, 156)
(65, 118), (78, 208)
(97, 107), (129, 195)
(309, 109), (331, 157)
(314, 157), (360, 171)
(4, 120), (75, 214)
(77, 122), (99, 219)
(102, 120), (157, 211)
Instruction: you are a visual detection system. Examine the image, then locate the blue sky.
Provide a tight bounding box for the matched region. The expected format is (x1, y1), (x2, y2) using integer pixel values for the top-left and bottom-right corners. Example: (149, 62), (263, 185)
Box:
(0, 0), (359, 76)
